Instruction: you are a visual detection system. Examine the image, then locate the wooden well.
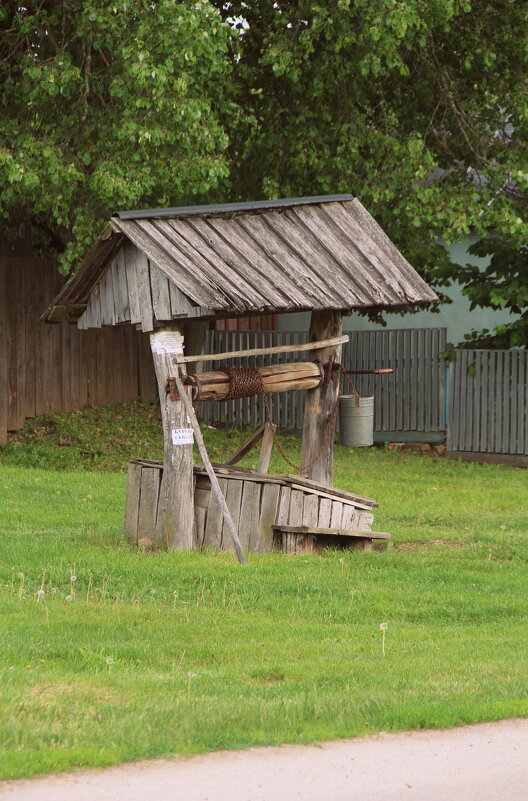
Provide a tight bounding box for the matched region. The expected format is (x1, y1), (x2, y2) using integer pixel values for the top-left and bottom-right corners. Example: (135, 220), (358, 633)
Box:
(43, 194), (437, 557)
(124, 460), (390, 554)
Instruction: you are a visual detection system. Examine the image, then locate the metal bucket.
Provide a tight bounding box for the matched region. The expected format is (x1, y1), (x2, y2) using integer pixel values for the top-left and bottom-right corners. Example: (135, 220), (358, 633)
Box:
(339, 395), (374, 447)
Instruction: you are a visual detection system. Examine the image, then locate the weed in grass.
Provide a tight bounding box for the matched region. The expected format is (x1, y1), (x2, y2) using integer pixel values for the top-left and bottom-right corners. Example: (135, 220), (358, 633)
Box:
(379, 622), (388, 657)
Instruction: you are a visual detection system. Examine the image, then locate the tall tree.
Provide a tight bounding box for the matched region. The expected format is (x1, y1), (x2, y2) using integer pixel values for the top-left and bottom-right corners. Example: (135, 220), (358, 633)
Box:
(0, 1), (235, 272)
(218, 0), (528, 342)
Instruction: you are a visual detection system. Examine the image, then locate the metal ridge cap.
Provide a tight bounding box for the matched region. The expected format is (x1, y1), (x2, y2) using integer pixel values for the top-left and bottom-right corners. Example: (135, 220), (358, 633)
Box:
(112, 194), (355, 220)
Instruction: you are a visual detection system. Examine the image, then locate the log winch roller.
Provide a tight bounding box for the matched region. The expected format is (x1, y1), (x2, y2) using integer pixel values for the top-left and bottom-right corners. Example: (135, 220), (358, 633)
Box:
(166, 362), (393, 472)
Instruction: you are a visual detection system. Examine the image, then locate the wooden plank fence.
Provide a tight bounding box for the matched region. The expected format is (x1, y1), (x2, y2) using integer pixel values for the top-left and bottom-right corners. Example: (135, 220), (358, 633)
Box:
(448, 349), (528, 455)
(201, 328), (448, 438)
(0, 257), (156, 443)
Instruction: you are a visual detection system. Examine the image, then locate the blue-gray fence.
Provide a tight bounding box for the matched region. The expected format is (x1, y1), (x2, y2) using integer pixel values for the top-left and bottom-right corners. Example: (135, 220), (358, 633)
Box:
(202, 328), (447, 440)
(447, 349), (528, 454)
(202, 330), (528, 457)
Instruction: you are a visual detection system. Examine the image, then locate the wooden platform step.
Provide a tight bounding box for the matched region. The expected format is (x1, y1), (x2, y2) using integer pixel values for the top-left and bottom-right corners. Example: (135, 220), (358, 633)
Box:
(272, 525), (391, 554)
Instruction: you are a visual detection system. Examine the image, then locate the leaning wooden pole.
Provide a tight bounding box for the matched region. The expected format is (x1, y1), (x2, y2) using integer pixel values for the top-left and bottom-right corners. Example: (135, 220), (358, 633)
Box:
(150, 329), (195, 550)
(171, 371), (247, 565)
(301, 310), (343, 486)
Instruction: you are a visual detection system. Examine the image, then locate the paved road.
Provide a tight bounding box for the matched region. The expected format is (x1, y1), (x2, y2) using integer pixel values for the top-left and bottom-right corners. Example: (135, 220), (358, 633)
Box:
(2, 719), (528, 801)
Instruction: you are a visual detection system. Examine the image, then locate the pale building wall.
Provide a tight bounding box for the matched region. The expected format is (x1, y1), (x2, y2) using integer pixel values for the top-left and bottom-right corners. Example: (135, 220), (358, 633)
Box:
(277, 238), (515, 344)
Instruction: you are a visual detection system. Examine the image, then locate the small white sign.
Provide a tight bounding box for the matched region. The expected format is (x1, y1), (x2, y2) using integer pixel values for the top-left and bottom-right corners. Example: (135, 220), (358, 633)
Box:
(172, 428), (194, 446)
(150, 331), (184, 355)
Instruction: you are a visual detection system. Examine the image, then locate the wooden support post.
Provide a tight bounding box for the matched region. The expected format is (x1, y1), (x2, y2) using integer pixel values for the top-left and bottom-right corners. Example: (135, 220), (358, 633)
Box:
(171, 371), (246, 565)
(257, 422), (276, 473)
(150, 328), (195, 550)
(301, 310), (343, 486)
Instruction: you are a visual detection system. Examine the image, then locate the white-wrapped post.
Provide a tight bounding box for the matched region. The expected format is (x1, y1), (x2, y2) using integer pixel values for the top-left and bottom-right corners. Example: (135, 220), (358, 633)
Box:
(150, 328), (195, 550)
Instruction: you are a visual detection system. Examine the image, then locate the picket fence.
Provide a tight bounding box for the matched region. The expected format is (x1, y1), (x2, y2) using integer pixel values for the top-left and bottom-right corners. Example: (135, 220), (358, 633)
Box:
(448, 348), (528, 455)
(201, 328), (448, 440)
(0, 257), (156, 444)
(201, 330), (528, 459)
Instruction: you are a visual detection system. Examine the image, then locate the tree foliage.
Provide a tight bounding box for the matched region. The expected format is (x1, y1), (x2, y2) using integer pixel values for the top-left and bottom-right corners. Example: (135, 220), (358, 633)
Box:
(218, 0), (528, 343)
(0, 1), (235, 271)
(1, 1), (528, 345)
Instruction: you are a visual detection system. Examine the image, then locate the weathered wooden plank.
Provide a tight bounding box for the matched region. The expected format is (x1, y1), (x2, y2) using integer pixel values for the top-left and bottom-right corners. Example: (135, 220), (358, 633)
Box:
(6, 259), (19, 426)
(181, 216), (282, 308)
(330, 501), (344, 529)
(517, 351), (528, 454)
(447, 359), (457, 452)
(203, 477), (227, 550)
(114, 247), (130, 324)
(335, 199), (436, 303)
(124, 462), (142, 545)
(341, 504), (353, 530)
(194, 504), (207, 548)
(149, 261), (172, 321)
(113, 218), (221, 309)
(417, 328), (426, 431)
(511, 352), (519, 453)
(257, 422), (276, 473)
(235, 213), (326, 307)
(256, 482), (281, 552)
(287, 204), (386, 305)
(276, 486), (291, 526)
(82, 290), (101, 329)
(464, 350), (473, 451)
(239, 480), (261, 551)
(289, 484), (373, 511)
(76, 327), (87, 409)
(302, 493), (319, 529)
(471, 351), (481, 452)
(15, 260), (26, 426)
(178, 335), (348, 364)
(137, 465), (162, 545)
(0, 260), (7, 443)
(95, 327), (107, 404)
(52, 269), (64, 413)
(169, 281), (203, 318)
(349, 510), (374, 532)
(318, 497), (332, 528)
(288, 489), (304, 527)
(225, 424), (268, 466)
(99, 261), (116, 326)
(476, 352), (487, 453)
(255, 212), (342, 306)
(86, 328), (98, 406)
(499, 351), (508, 453)
(208, 217), (307, 309)
(221, 478), (243, 552)
(273, 525), (390, 540)
(23, 259), (39, 420)
(124, 241), (142, 325)
(487, 351), (497, 452)
(61, 323), (72, 412)
(136, 254), (154, 332)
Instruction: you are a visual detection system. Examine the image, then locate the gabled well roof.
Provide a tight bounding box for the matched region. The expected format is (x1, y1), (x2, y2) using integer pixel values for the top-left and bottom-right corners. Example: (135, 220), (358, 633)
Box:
(44, 195), (437, 324)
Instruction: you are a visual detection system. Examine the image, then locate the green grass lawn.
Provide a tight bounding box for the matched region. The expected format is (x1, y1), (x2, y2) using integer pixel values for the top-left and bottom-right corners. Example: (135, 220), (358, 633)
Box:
(1, 403), (527, 779)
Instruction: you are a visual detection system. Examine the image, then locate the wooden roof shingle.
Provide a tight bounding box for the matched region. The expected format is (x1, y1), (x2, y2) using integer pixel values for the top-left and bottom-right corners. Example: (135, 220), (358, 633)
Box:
(43, 195), (437, 326)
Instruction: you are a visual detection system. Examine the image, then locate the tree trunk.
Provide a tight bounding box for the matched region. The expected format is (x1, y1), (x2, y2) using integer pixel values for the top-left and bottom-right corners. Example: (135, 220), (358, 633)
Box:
(301, 310), (343, 486)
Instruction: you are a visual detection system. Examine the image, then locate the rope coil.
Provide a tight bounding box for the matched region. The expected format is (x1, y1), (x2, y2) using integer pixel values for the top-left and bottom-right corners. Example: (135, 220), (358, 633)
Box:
(217, 366), (265, 402)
